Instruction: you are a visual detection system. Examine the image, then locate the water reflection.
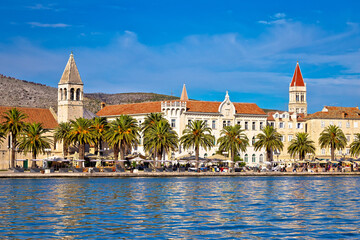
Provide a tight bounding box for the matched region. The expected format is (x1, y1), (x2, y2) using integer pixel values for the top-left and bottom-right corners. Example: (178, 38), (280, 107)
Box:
(0, 176), (359, 239)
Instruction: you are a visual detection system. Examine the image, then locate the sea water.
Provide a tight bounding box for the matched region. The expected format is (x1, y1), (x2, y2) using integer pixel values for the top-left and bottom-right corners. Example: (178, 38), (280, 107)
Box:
(0, 176), (359, 239)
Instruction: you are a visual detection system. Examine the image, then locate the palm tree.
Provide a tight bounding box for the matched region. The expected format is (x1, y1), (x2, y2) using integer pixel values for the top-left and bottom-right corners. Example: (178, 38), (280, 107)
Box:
(141, 113), (164, 134)
(68, 118), (93, 160)
(143, 119), (178, 167)
(287, 132), (315, 161)
(180, 120), (215, 168)
(54, 122), (72, 158)
(1, 108), (27, 168)
(141, 113), (166, 160)
(319, 125), (347, 161)
(254, 125), (283, 163)
(91, 117), (109, 158)
(0, 127), (5, 143)
(217, 125), (249, 169)
(106, 115), (139, 167)
(18, 123), (52, 168)
(350, 133), (360, 157)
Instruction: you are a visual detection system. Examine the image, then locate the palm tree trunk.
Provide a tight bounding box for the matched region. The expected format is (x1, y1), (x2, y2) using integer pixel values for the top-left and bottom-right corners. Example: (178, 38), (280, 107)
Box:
(119, 143), (125, 168)
(266, 149), (271, 162)
(97, 139), (101, 158)
(231, 148), (235, 170)
(10, 133), (16, 169)
(113, 144), (119, 160)
(63, 140), (69, 158)
(331, 146), (335, 161)
(32, 152), (36, 168)
(154, 146), (158, 168)
(195, 146), (199, 169)
(79, 144), (85, 160)
(156, 151), (161, 168)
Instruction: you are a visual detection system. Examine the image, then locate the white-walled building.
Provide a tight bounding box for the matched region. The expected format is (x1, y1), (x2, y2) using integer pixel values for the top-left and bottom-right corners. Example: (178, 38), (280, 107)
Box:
(97, 87), (267, 166)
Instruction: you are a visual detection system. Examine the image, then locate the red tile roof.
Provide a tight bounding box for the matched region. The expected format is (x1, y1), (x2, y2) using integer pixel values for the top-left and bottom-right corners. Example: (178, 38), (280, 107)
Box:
(97, 101), (162, 116)
(234, 102), (266, 115)
(290, 62), (305, 87)
(306, 106), (360, 120)
(266, 111), (305, 122)
(0, 106), (58, 129)
(267, 114), (275, 121)
(97, 100), (266, 116)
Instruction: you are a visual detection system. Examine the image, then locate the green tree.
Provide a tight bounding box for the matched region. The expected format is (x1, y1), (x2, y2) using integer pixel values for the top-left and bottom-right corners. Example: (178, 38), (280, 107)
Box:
(1, 108), (27, 168)
(18, 123), (52, 168)
(68, 118), (93, 160)
(319, 125), (347, 161)
(0, 127), (5, 143)
(217, 125), (249, 169)
(141, 113), (166, 160)
(350, 133), (360, 157)
(91, 117), (109, 158)
(180, 120), (215, 168)
(106, 115), (139, 167)
(54, 122), (72, 158)
(143, 119), (178, 167)
(254, 125), (283, 162)
(141, 113), (164, 134)
(287, 132), (315, 161)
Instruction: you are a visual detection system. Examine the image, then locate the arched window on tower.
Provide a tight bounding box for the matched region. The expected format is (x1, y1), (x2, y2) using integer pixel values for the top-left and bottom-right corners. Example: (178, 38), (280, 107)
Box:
(70, 88), (75, 100)
(76, 89), (81, 101)
(296, 93), (300, 102)
(301, 94), (304, 102)
(64, 88), (67, 100)
(60, 88), (63, 100)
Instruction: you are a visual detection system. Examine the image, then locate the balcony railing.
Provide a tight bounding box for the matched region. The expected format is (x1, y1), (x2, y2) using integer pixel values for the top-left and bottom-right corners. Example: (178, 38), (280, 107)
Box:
(161, 101), (186, 108)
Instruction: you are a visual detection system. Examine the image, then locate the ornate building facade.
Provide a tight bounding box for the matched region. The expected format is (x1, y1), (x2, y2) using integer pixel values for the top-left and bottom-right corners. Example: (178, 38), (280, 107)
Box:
(306, 106), (360, 158)
(1, 55), (359, 169)
(97, 87), (268, 166)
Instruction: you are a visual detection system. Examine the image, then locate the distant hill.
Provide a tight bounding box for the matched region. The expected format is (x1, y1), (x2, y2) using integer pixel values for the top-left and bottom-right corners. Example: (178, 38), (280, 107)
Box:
(0, 74), (179, 114)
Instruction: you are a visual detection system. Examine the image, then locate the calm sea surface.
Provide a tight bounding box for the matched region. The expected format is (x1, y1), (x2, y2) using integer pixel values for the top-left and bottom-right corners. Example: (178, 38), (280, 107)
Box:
(0, 176), (359, 239)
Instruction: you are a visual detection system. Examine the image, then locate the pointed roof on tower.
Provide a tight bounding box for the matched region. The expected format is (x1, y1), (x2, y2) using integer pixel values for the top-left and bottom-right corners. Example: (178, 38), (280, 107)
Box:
(180, 84), (189, 101)
(290, 62), (305, 87)
(59, 52), (83, 85)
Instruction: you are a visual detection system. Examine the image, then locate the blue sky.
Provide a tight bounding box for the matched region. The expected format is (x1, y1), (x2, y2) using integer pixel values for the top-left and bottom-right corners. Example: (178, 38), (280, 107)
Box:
(0, 0), (359, 113)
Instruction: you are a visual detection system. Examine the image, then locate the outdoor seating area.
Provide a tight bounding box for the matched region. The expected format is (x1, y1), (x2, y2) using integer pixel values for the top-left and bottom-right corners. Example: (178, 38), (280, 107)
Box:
(10, 154), (244, 174)
(11, 155), (360, 175)
(266, 158), (360, 173)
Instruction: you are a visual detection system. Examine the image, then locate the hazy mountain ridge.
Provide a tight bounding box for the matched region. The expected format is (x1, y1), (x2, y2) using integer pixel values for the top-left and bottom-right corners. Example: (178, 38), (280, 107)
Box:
(0, 74), (179, 114)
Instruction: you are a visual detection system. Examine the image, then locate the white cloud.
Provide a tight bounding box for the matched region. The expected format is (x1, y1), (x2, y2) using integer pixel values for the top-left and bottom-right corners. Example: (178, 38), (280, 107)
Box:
(258, 12), (289, 25)
(257, 20), (270, 25)
(273, 13), (286, 19)
(27, 4), (53, 10)
(0, 19), (359, 112)
(27, 22), (70, 28)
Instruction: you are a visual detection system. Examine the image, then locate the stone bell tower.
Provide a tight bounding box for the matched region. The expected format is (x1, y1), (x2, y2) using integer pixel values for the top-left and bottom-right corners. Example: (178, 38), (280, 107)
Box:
(288, 62), (307, 115)
(57, 52), (84, 123)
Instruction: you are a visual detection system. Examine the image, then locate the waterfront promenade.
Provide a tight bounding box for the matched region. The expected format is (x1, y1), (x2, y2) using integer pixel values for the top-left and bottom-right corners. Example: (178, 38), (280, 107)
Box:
(1, 170), (360, 178)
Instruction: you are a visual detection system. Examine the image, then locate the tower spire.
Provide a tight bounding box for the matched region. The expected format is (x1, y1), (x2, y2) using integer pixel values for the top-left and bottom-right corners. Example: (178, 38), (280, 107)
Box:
(57, 53), (84, 123)
(59, 52), (83, 85)
(290, 62), (305, 87)
(180, 84), (189, 101)
(288, 62), (307, 115)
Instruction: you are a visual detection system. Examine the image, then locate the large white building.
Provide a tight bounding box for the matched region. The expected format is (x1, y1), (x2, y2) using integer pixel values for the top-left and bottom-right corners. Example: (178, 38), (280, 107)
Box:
(97, 86), (268, 166)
